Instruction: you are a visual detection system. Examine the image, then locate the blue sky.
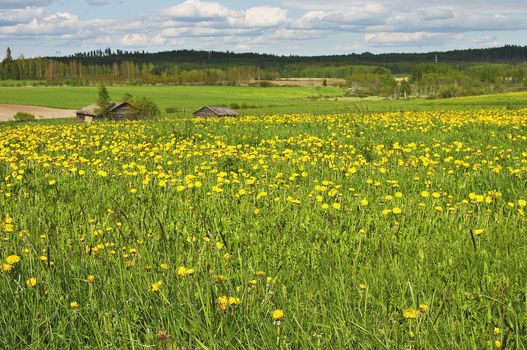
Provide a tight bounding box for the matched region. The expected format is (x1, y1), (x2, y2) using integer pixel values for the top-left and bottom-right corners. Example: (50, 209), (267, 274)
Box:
(1, 0), (526, 58)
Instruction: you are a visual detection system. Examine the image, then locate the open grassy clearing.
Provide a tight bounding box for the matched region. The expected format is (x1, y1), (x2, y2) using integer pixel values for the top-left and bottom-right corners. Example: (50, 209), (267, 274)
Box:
(0, 85), (342, 112)
(1, 109), (527, 348)
(0, 86), (526, 118)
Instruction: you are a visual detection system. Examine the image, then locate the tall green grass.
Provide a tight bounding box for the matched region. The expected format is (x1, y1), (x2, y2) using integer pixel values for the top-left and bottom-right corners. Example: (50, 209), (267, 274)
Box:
(0, 110), (526, 348)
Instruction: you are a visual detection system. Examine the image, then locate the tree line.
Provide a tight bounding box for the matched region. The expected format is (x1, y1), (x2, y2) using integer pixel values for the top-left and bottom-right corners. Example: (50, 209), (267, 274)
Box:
(345, 62), (527, 98)
(0, 47), (386, 84)
(1, 46), (527, 98)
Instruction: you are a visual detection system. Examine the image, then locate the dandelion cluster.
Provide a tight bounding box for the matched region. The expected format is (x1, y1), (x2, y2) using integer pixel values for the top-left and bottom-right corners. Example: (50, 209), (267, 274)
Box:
(0, 109), (526, 348)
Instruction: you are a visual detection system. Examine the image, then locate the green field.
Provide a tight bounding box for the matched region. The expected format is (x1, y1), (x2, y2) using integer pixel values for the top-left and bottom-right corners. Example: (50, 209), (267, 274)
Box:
(1, 86), (527, 118)
(1, 107), (527, 348)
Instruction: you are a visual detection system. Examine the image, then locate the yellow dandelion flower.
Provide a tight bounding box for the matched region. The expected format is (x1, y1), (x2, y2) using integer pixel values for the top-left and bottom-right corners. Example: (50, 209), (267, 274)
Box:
(228, 297), (240, 306)
(382, 209), (392, 216)
(149, 281), (162, 292)
(26, 278), (37, 287)
(214, 275), (227, 282)
(272, 309), (284, 321)
(403, 308), (418, 319)
(177, 266), (195, 277)
(419, 304), (429, 313)
(6, 255), (20, 265)
(473, 229), (484, 236)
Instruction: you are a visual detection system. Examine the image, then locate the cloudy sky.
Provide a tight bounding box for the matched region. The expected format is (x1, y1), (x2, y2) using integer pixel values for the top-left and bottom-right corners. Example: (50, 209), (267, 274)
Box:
(1, 0), (526, 58)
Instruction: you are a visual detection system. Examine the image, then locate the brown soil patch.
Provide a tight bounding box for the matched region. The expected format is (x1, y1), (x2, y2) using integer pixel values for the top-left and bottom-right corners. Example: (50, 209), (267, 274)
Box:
(0, 104), (76, 122)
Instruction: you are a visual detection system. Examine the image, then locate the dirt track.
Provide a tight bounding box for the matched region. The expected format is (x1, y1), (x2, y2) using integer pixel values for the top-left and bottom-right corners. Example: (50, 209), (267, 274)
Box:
(0, 104), (76, 122)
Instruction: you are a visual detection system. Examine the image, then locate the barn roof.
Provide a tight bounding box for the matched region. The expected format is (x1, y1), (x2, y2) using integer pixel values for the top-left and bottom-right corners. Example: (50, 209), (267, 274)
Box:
(77, 103), (100, 116)
(77, 101), (136, 116)
(194, 106), (239, 116)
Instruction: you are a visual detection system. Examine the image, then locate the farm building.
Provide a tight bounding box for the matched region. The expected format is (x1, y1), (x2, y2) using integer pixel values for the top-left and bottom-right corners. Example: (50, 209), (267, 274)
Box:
(193, 106), (239, 118)
(76, 102), (139, 122)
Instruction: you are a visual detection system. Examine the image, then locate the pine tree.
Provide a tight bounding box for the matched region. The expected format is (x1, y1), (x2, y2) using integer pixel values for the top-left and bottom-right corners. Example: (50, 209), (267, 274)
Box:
(2, 47), (13, 64)
(96, 84), (111, 118)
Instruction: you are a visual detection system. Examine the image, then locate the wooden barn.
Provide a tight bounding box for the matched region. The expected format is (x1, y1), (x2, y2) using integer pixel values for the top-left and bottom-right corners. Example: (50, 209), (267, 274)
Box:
(193, 106), (239, 118)
(76, 102), (139, 122)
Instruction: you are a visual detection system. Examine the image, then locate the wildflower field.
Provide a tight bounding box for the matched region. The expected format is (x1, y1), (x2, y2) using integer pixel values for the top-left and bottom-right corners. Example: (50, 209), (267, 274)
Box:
(1, 109), (527, 349)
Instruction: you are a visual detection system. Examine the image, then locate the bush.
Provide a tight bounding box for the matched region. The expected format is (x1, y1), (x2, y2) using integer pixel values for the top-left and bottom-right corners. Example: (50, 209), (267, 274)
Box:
(121, 93), (161, 120)
(134, 96), (160, 120)
(240, 102), (258, 109)
(259, 81), (274, 87)
(13, 112), (35, 122)
(229, 103), (240, 109)
(165, 106), (183, 113)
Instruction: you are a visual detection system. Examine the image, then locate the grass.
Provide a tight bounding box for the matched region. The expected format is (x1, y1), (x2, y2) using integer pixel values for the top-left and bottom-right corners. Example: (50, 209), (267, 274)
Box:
(0, 85), (341, 111)
(0, 109), (526, 348)
(0, 85), (527, 117)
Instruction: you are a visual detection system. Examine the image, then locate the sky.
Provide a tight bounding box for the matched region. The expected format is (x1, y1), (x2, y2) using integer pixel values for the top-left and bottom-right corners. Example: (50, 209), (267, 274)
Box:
(0, 0), (526, 58)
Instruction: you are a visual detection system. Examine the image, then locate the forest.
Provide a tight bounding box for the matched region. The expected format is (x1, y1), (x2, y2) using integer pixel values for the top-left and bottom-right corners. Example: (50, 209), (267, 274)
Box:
(1, 46), (527, 98)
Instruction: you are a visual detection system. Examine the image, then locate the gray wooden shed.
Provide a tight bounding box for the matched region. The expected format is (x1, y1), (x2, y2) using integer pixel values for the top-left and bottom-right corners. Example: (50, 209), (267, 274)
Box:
(77, 102), (139, 122)
(193, 106), (239, 118)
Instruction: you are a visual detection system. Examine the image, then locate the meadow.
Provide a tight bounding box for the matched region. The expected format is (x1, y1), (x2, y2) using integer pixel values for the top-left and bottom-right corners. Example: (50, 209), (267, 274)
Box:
(1, 85), (527, 117)
(1, 106), (527, 349)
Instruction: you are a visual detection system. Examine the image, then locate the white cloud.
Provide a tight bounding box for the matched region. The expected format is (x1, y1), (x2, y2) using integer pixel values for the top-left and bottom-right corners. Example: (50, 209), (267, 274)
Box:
(364, 32), (465, 46)
(2, 0), (527, 56)
(0, 12), (78, 35)
(164, 2), (288, 28)
(227, 7), (288, 27)
(164, 0), (233, 20)
(120, 33), (166, 47)
(161, 26), (257, 38)
(364, 32), (441, 43)
(0, 6), (44, 24)
(271, 28), (324, 40)
(293, 4), (386, 30)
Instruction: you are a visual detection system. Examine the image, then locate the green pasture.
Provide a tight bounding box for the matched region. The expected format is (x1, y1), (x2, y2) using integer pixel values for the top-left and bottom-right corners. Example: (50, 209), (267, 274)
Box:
(1, 112), (527, 348)
(0, 85), (526, 118)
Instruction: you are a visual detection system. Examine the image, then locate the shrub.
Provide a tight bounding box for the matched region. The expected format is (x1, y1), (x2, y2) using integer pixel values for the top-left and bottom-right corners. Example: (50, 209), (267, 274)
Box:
(259, 81), (274, 87)
(134, 96), (161, 120)
(13, 112), (35, 122)
(121, 93), (161, 120)
(240, 102), (258, 109)
(229, 103), (240, 109)
(165, 106), (183, 113)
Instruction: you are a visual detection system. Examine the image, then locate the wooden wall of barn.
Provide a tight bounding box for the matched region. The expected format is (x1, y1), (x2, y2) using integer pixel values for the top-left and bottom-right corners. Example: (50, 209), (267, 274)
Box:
(110, 105), (139, 121)
(193, 109), (216, 118)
